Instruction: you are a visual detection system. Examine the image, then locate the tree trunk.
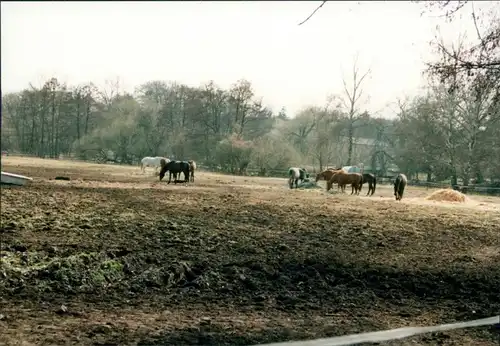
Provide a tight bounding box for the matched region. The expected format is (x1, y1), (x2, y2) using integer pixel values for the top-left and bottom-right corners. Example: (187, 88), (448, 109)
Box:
(347, 122), (353, 166)
(474, 164), (484, 184)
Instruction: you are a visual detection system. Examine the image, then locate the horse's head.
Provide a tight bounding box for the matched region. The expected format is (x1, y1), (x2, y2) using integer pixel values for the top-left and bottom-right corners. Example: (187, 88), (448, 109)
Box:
(159, 164), (169, 181)
(315, 172), (323, 182)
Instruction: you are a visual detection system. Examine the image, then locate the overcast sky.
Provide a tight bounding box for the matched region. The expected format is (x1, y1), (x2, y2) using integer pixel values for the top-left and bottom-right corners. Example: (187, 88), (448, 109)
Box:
(1, 1), (491, 117)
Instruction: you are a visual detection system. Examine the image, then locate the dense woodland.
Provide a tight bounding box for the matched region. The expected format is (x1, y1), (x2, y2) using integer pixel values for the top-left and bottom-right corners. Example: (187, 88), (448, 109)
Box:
(1, 1), (499, 186)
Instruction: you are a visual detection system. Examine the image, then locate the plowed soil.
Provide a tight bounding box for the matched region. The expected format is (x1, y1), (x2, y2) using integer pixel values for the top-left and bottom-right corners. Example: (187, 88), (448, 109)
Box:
(1, 156), (499, 346)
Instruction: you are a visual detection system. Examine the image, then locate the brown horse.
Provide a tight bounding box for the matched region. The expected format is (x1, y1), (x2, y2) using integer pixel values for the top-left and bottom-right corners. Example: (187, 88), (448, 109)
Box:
(188, 160), (196, 182)
(327, 171), (363, 195)
(315, 168), (344, 182)
(316, 168), (345, 191)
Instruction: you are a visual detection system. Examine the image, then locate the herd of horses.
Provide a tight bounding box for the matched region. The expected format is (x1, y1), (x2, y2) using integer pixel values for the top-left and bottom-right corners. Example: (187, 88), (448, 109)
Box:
(140, 156), (196, 184)
(141, 156), (408, 201)
(290, 166), (408, 201)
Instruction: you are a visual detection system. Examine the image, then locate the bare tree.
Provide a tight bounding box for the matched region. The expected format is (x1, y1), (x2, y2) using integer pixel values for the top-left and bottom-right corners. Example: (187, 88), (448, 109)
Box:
(337, 55), (371, 166)
(420, 1), (500, 90)
(96, 77), (122, 109)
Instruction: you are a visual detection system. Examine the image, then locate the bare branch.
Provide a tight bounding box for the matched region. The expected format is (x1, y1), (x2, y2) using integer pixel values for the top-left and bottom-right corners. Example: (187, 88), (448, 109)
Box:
(471, 2), (484, 49)
(298, 1), (327, 26)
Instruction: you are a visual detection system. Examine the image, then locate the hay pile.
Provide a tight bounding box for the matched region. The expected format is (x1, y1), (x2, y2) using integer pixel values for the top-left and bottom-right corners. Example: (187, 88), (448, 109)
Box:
(425, 189), (467, 203)
(297, 179), (322, 190)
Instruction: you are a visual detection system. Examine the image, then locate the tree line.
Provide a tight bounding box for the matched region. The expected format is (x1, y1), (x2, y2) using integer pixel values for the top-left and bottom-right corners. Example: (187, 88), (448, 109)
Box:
(2, 1), (498, 187)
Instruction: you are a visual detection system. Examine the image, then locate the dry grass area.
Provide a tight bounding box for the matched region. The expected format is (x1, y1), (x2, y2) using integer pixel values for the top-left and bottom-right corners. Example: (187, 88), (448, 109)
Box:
(1, 156), (500, 345)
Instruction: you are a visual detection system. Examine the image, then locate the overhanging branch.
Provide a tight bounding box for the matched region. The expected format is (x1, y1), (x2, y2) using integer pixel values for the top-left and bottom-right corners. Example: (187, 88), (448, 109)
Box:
(298, 1), (327, 26)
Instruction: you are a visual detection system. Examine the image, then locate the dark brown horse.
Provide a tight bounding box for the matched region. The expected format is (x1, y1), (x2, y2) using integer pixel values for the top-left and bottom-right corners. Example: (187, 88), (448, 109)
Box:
(188, 160), (196, 182)
(394, 173), (408, 201)
(361, 173), (377, 196)
(159, 160), (190, 184)
(327, 171), (363, 194)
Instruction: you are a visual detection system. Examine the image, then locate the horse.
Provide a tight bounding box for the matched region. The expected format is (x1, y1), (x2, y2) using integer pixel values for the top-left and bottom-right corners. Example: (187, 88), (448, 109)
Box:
(361, 173), (377, 196)
(141, 156), (169, 174)
(316, 168), (346, 192)
(315, 168), (344, 182)
(159, 160), (190, 184)
(188, 160), (196, 182)
(394, 173), (408, 201)
(288, 167), (308, 189)
(327, 171), (363, 195)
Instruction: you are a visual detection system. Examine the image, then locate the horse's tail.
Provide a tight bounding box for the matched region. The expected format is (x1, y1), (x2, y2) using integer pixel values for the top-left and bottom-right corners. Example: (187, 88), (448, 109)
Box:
(372, 176), (377, 194)
(399, 175), (407, 199)
(288, 169), (295, 188)
(394, 176), (401, 199)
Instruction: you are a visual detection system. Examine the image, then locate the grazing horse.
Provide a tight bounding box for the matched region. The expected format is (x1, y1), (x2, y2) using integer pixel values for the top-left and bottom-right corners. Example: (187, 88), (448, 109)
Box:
(315, 168), (344, 182)
(361, 173), (377, 196)
(159, 160), (190, 184)
(394, 173), (408, 201)
(315, 168), (346, 191)
(288, 167), (307, 189)
(141, 156), (169, 173)
(327, 171), (363, 195)
(188, 160), (196, 182)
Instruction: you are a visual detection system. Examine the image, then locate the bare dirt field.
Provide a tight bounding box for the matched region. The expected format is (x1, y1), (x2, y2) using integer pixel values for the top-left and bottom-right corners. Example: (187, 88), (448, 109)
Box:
(1, 156), (499, 345)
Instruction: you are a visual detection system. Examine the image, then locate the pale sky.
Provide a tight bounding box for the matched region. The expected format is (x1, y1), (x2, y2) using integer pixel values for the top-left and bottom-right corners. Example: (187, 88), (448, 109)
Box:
(1, 1), (492, 117)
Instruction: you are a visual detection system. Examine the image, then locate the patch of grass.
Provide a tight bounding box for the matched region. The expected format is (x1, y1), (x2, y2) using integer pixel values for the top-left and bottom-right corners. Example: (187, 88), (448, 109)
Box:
(1, 251), (125, 293)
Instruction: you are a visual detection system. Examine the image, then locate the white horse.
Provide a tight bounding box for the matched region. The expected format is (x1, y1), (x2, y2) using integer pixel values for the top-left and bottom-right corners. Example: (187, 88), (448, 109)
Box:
(140, 156), (169, 174)
(288, 167), (307, 189)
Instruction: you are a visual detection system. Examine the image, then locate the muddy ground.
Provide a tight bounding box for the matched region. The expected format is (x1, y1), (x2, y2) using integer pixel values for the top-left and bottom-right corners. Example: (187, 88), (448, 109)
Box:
(1, 157), (500, 345)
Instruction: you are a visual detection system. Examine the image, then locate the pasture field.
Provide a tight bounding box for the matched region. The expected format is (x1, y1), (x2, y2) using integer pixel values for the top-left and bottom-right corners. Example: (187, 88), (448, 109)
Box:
(1, 156), (499, 345)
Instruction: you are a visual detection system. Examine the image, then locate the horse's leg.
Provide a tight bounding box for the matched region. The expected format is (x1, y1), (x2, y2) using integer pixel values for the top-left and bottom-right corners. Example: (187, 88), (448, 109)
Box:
(168, 172), (172, 184)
